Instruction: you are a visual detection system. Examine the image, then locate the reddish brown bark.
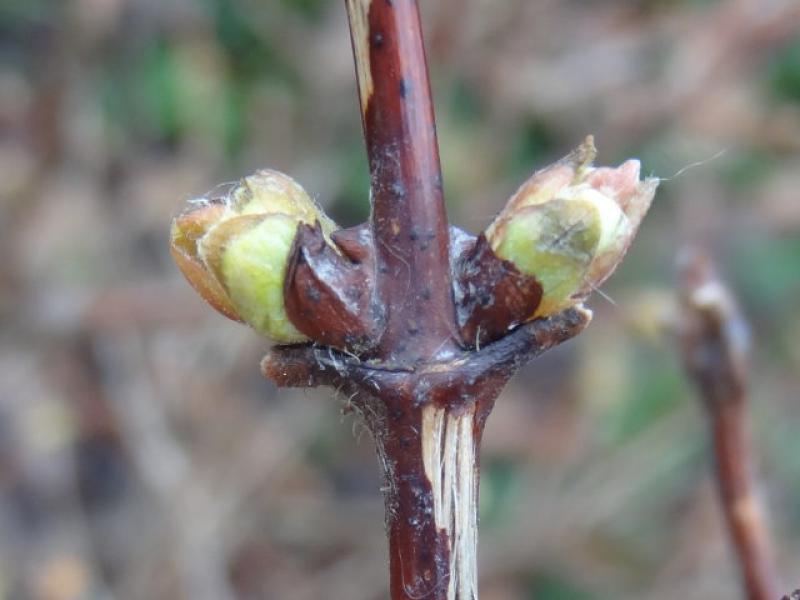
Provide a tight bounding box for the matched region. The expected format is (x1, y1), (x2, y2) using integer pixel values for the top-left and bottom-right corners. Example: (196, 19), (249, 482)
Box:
(352, 0), (456, 362)
(264, 308), (590, 600)
(284, 223), (378, 352)
(454, 234), (543, 348)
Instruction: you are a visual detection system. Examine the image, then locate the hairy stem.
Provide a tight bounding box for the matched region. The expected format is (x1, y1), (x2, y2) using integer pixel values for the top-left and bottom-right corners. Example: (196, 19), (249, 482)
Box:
(264, 308), (592, 600)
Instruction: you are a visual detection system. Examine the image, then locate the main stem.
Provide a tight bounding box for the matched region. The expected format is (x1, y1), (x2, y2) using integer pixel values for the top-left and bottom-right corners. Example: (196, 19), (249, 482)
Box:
(419, 405), (481, 599)
(264, 309), (592, 600)
(346, 0), (456, 362)
(344, 1), (473, 596)
(376, 397), (484, 600)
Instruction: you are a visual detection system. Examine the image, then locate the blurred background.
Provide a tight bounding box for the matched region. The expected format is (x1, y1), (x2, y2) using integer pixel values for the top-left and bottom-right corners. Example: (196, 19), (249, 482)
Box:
(1, 0), (799, 598)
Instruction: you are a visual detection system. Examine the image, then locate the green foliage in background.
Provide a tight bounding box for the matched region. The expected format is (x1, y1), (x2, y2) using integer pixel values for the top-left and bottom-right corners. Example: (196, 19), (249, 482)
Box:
(769, 35), (800, 104)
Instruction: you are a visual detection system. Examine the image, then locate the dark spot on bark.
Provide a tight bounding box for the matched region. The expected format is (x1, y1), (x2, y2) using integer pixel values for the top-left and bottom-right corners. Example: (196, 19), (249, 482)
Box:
(379, 264), (390, 274)
(306, 286), (321, 303)
(399, 78), (410, 99)
(372, 31), (385, 48)
(407, 320), (419, 335)
(414, 488), (432, 512)
(433, 173), (443, 190)
(420, 287), (431, 300)
(413, 229), (434, 251)
(409, 227), (419, 241)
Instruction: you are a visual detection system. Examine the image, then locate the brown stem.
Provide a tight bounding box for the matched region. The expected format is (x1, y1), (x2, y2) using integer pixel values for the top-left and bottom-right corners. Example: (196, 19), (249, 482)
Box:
(677, 251), (779, 600)
(376, 395), (483, 600)
(345, 0), (456, 362)
(264, 308), (591, 600)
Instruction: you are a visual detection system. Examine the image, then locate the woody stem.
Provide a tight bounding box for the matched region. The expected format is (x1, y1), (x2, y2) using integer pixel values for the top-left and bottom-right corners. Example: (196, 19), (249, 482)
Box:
(345, 0), (456, 362)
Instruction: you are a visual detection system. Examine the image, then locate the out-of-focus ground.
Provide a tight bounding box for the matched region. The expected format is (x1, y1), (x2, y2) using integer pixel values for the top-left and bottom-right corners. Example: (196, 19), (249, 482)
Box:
(1, 0), (799, 598)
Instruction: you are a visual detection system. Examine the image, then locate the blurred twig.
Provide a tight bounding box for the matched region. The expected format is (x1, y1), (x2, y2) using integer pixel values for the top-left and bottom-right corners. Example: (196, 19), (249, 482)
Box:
(677, 251), (779, 600)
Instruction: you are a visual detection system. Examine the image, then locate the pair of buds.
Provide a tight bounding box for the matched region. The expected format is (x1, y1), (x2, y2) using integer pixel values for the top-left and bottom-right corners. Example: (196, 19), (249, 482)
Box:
(170, 138), (657, 350)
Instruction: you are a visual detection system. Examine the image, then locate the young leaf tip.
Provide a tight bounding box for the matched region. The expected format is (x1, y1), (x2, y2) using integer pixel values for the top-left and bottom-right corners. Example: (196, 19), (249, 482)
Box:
(485, 137), (658, 318)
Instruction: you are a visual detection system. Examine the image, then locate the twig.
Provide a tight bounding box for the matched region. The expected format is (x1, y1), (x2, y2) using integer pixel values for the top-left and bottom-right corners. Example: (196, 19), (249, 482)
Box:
(677, 251), (779, 600)
(345, 0), (456, 362)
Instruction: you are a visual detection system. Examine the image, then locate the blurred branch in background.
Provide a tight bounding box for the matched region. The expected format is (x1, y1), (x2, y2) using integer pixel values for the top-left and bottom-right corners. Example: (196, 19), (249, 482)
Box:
(677, 251), (779, 600)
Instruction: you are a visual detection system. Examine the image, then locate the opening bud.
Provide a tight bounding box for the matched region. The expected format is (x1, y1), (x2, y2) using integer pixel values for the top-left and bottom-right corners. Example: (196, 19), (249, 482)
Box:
(485, 137), (658, 318)
(170, 170), (337, 343)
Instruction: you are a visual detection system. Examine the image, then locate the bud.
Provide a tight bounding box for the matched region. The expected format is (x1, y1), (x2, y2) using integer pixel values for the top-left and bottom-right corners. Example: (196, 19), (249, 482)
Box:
(170, 170), (337, 343)
(485, 137), (658, 318)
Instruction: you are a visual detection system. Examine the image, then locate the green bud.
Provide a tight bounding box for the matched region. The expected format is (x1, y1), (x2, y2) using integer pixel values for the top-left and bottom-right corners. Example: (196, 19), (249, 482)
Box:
(170, 170), (338, 343)
(486, 137), (657, 318)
